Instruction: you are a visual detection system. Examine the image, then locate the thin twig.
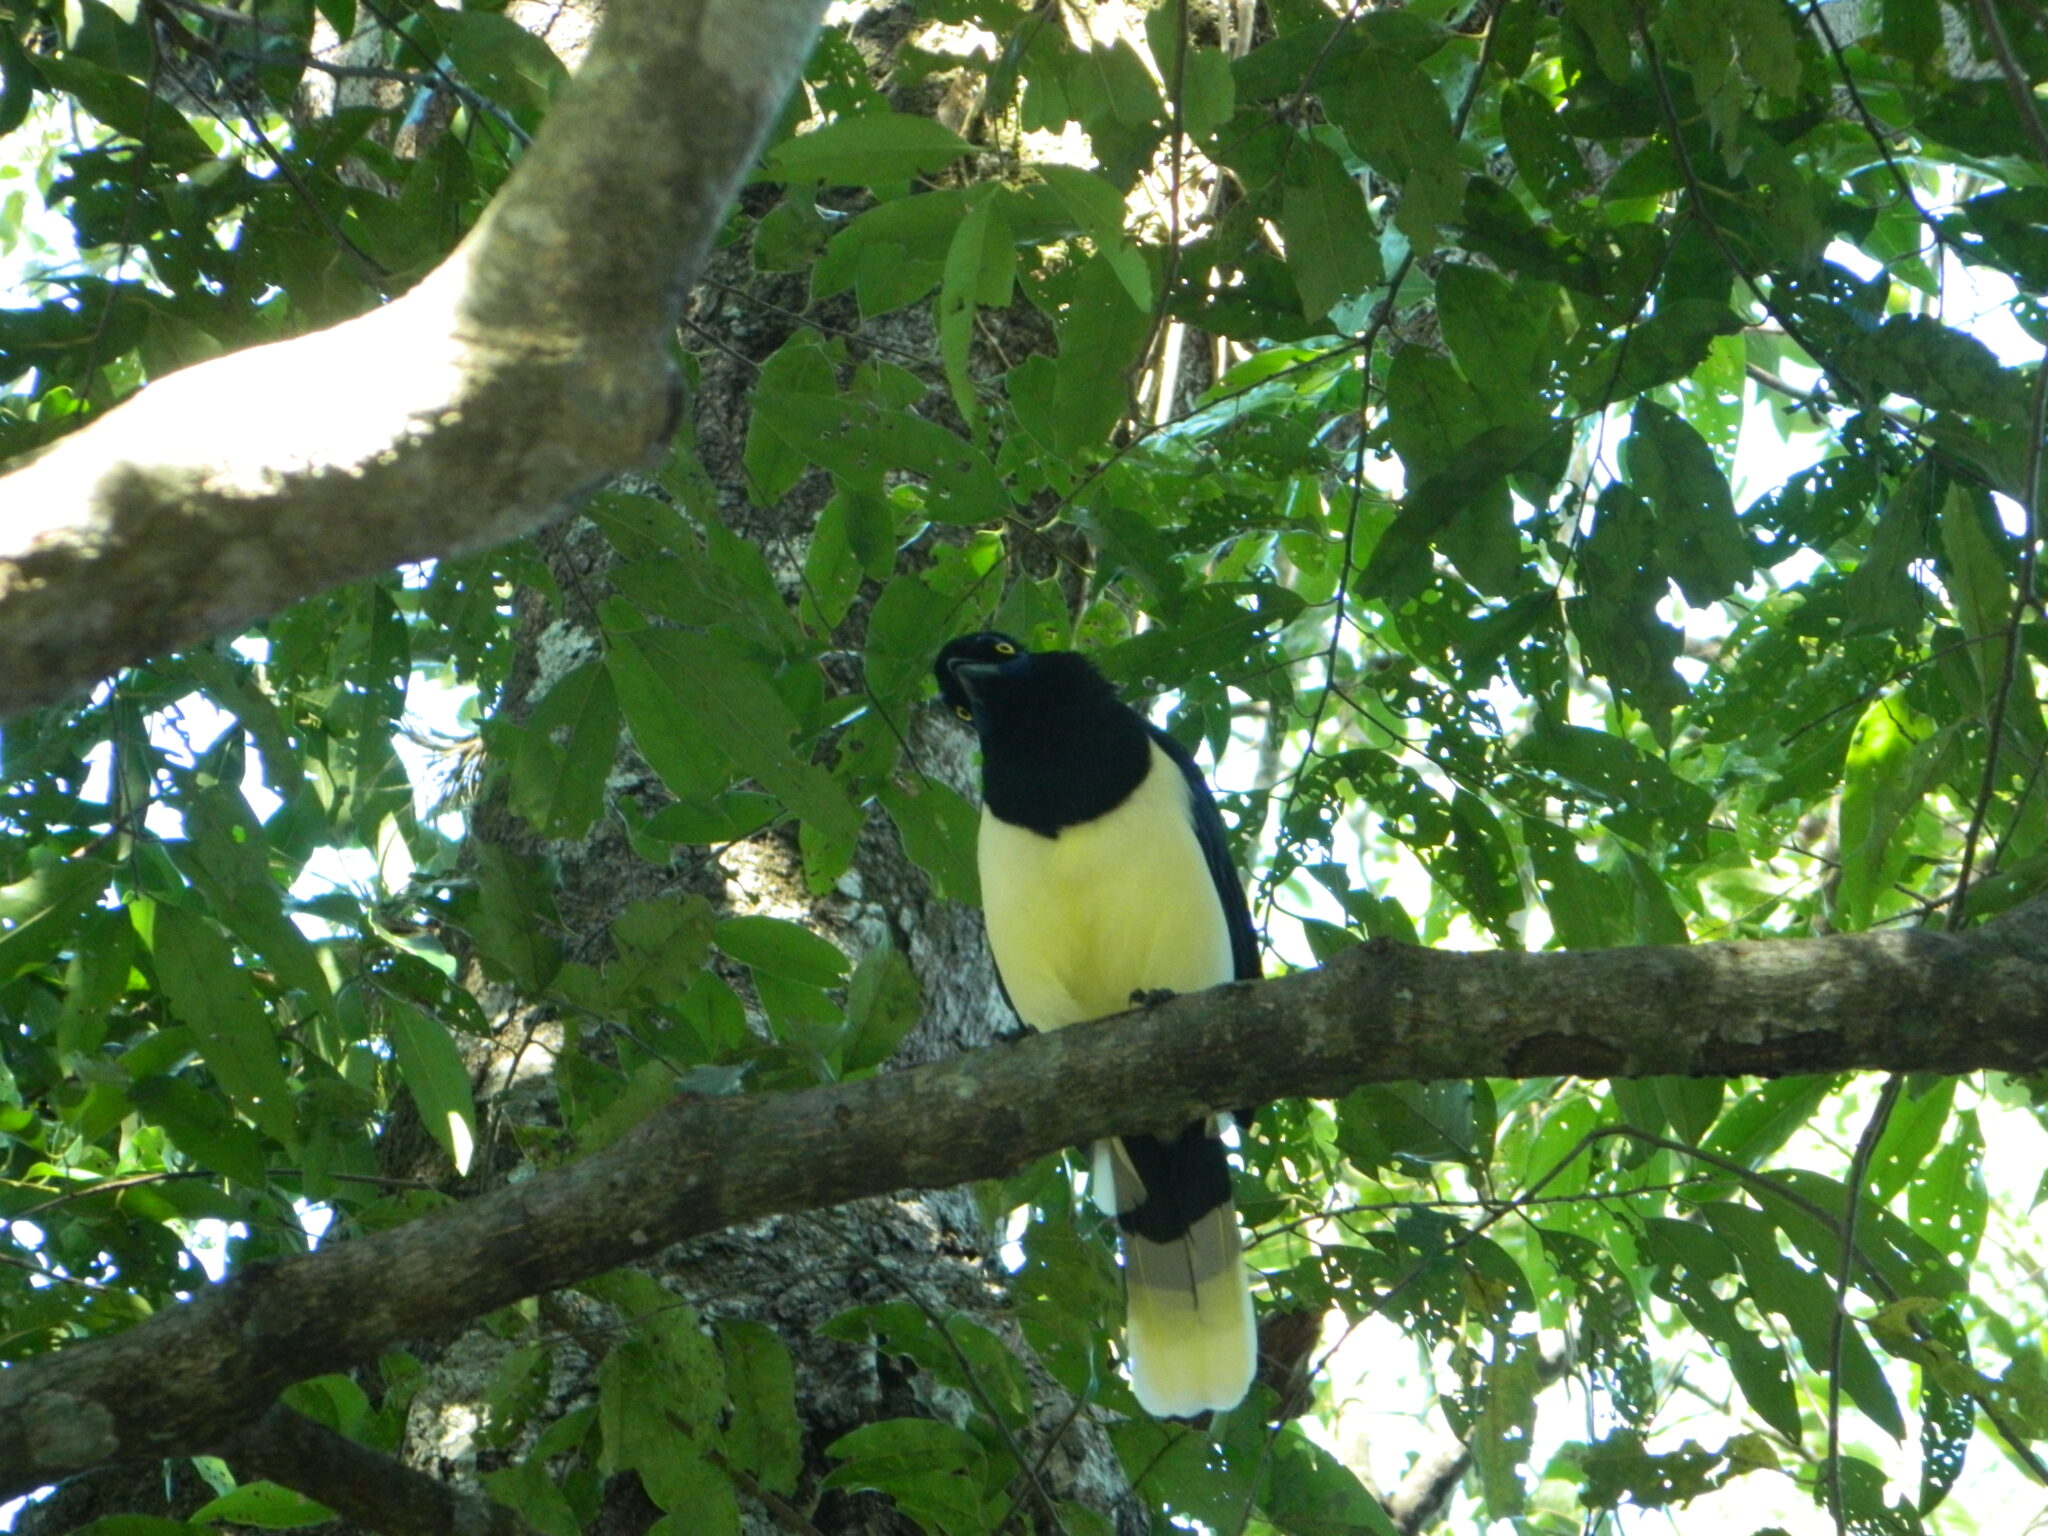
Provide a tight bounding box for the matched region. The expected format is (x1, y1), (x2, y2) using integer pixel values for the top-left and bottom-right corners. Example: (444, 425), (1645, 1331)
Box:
(1968, 0), (2048, 165)
(152, 0), (295, 35)
(1825, 1074), (1903, 1536)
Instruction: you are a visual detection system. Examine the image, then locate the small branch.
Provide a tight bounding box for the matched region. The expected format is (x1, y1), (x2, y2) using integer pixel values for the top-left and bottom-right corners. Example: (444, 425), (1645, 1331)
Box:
(210, 48), (533, 147)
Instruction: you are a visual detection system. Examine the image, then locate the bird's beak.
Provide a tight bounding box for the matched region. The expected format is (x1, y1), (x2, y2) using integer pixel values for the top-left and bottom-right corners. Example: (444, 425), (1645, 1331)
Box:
(947, 658), (1003, 700)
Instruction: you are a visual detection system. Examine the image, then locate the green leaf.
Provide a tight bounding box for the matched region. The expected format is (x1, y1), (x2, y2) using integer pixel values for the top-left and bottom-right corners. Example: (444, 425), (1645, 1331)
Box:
(813, 191), (968, 310)
(1320, 44), (1463, 242)
(716, 915), (848, 987)
(150, 904), (297, 1147)
(481, 1461), (582, 1536)
(1263, 1424), (1399, 1536)
(469, 843), (564, 992)
(1434, 263), (1555, 425)
(1563, 0), (1634, 78)
(385, 999), (479, 1176)
(645, 1468), (740, 1536)
(1704, 1076), (1844, 1168)
(1700, 1200), (1903, 1439)
(1097, 583), (1302, 687)
(427, 9), (568, 114)
(1474, 1344), (1539, 1517)
(1640, 1217), (1803, 1440)
(1500, 84), (1589, 213)
(598, 1322), (736, 1523)
(479, 1344), (551, 1450)
(1561, 1431), (1733, 1510)
(608, 896), (715, 1003)
(1336, 1082), (1482, 1172)
(742, 333), (837, 504)
(173, 786), (330, 1011)
(1179, 46), (1236, 140)
(1664, 0), (1797, 143)
(1843, 469), (1936, 634)
(1907, 1106), (1986, 1263)
(56, 907), (137, 1057)
(638, 793), (781, 846)
(1866, 1077), (1954, 1206)
(800, 496), (865, 632)
(0, 25), (37, 138)
(763, 113), (973, 186)
(719, 1320), (801, 1495)
(1958, 187), (2048, 292)
(1840, 314), (2028, 425)
(751, 390), (1010, 526)
(1938, 484), (2018, 695)
(190, 1484), (334, 1529)
(1033, 164), (1152, 309)
(1010, 253), (1151, 455)
(838, 940), (922, 1075)
(509, 661), (620, 841)
(1362, 421), (1559, 600)
(610, 629), (862, 888)
(938, 192), (1015, 426)
(1069, 37), (1163, 131)
(129, 1075), (268, 1186)
(1524, 820), (1629, 949)
(824, 1418), (994, 1536)
(1569, 300), (1745, 406)
(880, 779), (981, 905)
(1836, 693), (1938, 932)
(32, 55), (214, 167)
(1836, 1456), (1925, 1535)
(1281, 138), (1382, 322)
(0, 851), (112, 983)
(1622, 402), (1751, 606)
(1918, 1365), (1973, 1514)
(863, 573), (965, 707)
(1569, 483), (1688, 737)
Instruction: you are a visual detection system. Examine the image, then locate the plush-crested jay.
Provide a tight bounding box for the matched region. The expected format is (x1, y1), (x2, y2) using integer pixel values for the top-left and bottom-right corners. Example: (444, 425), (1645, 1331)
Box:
(936, 632), (1259, 1417)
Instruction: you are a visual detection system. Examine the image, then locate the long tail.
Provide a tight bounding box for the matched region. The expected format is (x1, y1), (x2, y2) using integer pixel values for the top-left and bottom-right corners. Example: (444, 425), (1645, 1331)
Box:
(1095, 1127), (1256, 1417)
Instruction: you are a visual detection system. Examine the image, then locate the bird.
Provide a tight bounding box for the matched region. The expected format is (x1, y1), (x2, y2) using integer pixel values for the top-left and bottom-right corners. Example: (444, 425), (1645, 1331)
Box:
(934, 630), (1260, 1418)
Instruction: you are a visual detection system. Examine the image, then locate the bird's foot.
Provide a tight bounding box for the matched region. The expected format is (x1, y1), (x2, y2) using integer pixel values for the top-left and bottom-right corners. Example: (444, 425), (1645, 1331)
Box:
(994, 1021), (1038, 1044)
(1129, 987), (1178, 1009)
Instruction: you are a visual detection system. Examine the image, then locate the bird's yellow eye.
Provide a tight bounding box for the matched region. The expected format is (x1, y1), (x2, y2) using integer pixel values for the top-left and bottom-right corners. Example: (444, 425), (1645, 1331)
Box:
(955, 705), (974, 721)
(993, 641), (1018, 655)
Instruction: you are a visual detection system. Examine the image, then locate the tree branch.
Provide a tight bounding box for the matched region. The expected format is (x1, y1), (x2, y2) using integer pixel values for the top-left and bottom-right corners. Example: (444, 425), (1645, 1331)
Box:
(0, 0), (829, 719)
(5, 900), (2048, 1497)
(214, 1405), (542, 1536)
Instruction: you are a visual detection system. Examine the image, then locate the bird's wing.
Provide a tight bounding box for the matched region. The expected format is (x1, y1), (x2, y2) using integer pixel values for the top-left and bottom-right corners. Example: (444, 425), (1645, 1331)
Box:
(1147, 725), (1261, 982)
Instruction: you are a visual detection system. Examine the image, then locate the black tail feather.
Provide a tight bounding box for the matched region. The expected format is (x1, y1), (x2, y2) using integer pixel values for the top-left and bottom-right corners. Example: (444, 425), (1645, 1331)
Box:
(1115, 1122), (1233, 1247)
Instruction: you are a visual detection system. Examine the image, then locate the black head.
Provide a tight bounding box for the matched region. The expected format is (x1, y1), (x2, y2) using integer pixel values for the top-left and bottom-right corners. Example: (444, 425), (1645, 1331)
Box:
(934, 631), (1031, 726)
(934, 632), (1151, 833)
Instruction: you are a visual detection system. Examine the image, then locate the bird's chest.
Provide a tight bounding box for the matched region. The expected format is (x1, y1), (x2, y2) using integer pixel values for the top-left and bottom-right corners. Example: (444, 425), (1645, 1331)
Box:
(977, 744), (1234, 1029)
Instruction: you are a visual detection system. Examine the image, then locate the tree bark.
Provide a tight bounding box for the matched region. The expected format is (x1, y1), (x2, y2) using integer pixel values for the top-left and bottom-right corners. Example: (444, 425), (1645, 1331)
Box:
(6, 895), (2047, 1499)
(0, 0), (828, 719)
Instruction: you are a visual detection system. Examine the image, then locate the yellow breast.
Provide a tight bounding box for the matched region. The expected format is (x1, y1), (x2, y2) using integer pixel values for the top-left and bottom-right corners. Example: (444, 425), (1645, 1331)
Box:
(978, 740), (1235, 1029)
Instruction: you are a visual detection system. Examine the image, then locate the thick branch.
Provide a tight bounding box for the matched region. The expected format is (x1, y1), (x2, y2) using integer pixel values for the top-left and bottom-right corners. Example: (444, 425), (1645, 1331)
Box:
(4, 902), (2047, 1497)
(0, 0), (829, 719)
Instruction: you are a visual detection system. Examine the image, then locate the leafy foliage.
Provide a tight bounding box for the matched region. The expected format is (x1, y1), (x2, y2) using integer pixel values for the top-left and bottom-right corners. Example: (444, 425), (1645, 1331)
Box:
(4, 0), (2048, 1532)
